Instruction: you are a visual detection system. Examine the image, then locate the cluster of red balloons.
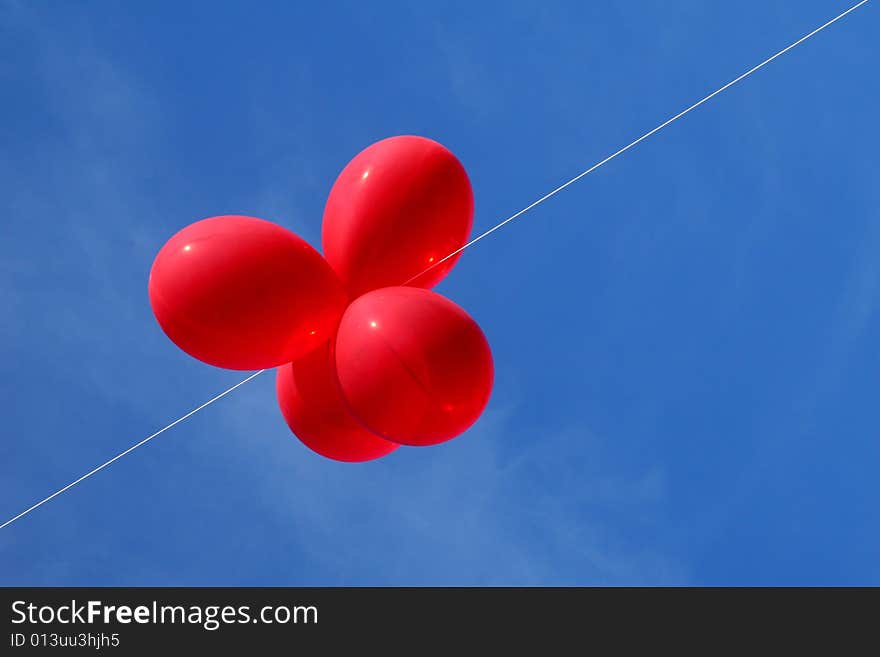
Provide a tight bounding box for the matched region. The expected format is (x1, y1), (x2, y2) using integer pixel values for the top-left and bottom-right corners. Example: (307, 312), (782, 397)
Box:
(149, 136), (493, 462)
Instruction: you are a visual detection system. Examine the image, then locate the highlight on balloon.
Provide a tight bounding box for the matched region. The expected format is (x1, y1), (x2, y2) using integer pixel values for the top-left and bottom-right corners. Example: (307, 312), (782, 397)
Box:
(148, 135), (493, 462)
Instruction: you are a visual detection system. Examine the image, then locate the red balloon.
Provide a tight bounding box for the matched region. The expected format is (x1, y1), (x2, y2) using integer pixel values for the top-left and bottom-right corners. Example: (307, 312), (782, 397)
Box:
(276, 341), (398, 462)
(322, 136), (474, 298)
(334, 287), (493, 446)
(149, 215), (347, 370)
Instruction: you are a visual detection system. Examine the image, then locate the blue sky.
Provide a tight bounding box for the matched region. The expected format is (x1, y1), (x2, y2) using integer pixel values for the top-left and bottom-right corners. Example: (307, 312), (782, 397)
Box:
(1, 0), (877, 585)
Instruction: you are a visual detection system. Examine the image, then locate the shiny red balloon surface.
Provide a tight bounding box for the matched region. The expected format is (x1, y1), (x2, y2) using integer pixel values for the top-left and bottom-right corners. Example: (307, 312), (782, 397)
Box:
(276, 342), (398, 462)
(149, 215), (347, 370)
(322, 136), (474, 298)
(334, 287), (493, 446)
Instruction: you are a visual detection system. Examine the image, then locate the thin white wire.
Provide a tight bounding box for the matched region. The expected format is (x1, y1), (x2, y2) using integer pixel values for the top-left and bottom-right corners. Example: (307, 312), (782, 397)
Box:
(1, 0), (870, 531)
(0, 370), (266, 530)
(405, 0), (871, 285)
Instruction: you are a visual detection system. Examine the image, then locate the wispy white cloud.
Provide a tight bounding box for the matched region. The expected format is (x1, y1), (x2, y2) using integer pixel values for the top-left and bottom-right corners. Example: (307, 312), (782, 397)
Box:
(214, 382), (686, 585)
